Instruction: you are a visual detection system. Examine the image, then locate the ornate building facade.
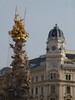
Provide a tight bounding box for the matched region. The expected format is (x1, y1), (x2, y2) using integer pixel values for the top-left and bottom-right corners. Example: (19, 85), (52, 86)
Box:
(29, 24), (75, 100)
(0, 24), (75, 100)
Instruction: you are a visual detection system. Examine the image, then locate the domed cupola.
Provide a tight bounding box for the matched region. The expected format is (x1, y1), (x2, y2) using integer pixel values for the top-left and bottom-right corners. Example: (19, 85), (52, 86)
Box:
(47, 24), (65, 43)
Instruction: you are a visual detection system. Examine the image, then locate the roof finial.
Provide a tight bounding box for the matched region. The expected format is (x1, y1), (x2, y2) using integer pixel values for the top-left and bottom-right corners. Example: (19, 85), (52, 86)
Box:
(54, 24), (58, 29)
(55, 24), (57, 28)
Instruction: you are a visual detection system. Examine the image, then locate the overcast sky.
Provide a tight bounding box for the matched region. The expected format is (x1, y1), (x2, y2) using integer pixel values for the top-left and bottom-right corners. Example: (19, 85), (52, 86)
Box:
(0, 0), (75, 69)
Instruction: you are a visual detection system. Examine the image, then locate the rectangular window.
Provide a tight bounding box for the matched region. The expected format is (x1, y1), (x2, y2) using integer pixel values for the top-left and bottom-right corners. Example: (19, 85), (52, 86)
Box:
(36, 76), (38, 82)
(31, 87), (33, 95)
(51, 85), (55, 93)
(50, 98), (55, 100)
(41, 75), (44, 81)
(66, 99), (71, 100)
(66, 86), (71, 93)
(32, 77), (34, 83)
(41, 86), (43, 94)
(36, 87), (38, 95)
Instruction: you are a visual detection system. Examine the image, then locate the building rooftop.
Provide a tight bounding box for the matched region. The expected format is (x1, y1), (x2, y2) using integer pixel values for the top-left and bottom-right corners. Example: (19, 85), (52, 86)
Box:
(29, 51), (75, 68)
(29, 56), (46, 68)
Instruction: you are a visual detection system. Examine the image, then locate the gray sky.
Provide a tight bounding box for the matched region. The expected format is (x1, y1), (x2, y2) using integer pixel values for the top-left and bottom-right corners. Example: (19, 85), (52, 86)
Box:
(0, 0), (75, 69)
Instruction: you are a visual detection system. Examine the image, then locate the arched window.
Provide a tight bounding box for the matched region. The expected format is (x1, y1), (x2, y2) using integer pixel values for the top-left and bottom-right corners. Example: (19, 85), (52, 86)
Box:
(48, 70), (58, 80)
(50, 73), (57, 80)
(51, 73), (54, 79)
(54, 73), (56, 79)
(69, 74), (71, 80)
(66, 74), (68, 80)
(66, 74), (71, 80)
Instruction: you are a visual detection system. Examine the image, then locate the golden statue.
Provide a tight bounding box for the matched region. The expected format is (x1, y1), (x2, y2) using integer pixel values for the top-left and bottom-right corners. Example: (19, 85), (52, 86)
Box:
(8, 13), (28, 42)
